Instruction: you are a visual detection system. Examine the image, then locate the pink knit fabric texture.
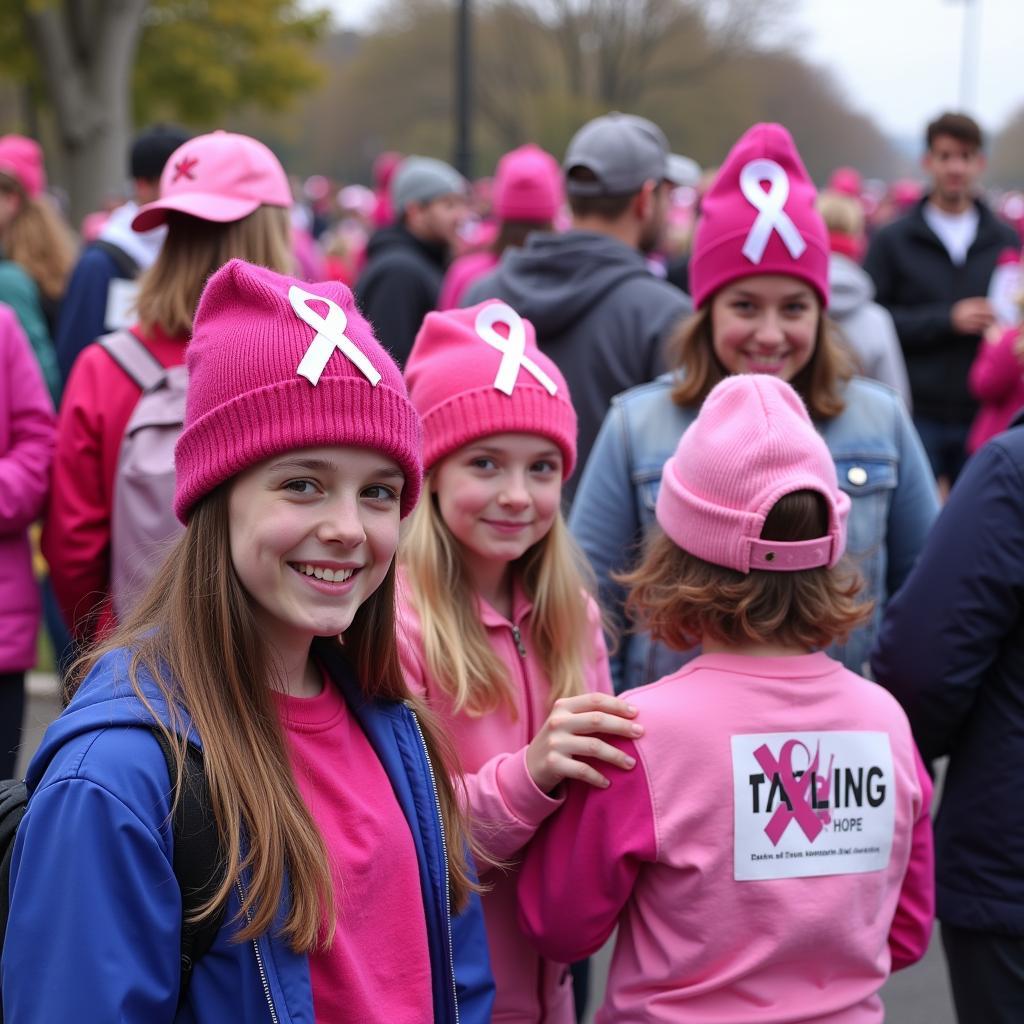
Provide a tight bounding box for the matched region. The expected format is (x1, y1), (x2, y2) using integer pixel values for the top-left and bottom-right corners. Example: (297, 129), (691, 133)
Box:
(404, 300), (577, 476)
(689, 123), (830, 309)
(173, 259), (422, 522)
(655, 375), (850, 573)
(492, 144), (563, 222)
(0, 135), (45, 199)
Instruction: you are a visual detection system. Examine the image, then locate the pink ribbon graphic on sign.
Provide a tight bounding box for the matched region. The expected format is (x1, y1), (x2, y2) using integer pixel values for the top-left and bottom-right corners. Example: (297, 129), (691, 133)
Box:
(753, 739), (827, 845)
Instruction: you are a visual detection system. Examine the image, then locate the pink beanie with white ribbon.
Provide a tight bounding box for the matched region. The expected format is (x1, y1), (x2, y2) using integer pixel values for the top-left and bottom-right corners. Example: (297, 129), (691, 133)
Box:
(655, 374), (849, 574)
(404, 300), (577, 477)
(173, 259), (422, 522)
(689, 123), (830, 309)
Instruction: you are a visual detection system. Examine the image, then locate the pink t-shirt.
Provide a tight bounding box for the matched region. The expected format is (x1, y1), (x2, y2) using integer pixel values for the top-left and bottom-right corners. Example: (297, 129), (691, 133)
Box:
(275, 676), (433, 1024)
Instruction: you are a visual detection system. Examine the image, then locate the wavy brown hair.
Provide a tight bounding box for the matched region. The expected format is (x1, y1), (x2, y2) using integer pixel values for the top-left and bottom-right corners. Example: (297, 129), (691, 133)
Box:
(67, 486), (475, 952)
(667, 305), (854, 420)
(0, 173), (76, 300)
(619, 490), (872, 652)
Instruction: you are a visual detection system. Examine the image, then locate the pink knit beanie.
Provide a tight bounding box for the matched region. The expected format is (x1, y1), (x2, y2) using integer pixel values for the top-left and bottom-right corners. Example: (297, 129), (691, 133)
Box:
(174, 259), (422, 522)
(405, 300), (577, 477)
(0, 135), (46, 199)
(655, 375), (849, 573)
(493, 144), (562, 222)
(689, 123), (829, 309)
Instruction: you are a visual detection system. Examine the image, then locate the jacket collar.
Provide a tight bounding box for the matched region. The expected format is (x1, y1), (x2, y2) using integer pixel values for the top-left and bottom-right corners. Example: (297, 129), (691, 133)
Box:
(477, 574), (533, 629)
(907, 195), (1003, 250)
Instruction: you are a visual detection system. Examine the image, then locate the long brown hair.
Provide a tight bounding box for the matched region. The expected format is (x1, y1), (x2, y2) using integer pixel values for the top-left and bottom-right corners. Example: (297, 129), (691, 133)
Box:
(67, 486), (475, 952)
(667, 304), (854, 420)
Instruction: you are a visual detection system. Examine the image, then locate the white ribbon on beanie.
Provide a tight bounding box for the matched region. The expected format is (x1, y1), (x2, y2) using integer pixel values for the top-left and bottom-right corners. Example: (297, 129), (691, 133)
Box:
(290, 285), (381, 387)
(739, 158), (807, 264)
(474, 303), (557, 397)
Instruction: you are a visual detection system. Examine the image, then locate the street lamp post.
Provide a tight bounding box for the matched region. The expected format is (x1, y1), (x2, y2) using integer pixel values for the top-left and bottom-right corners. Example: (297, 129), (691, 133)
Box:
(958, 0), (982, 111)
(454, 0), (472, 178)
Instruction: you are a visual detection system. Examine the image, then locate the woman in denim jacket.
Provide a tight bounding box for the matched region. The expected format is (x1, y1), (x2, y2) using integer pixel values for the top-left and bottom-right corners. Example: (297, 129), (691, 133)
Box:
(570, 123), (939, 692)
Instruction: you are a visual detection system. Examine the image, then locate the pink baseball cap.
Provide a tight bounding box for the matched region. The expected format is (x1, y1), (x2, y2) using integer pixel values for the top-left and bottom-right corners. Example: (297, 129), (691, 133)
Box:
(0, 135), (46, 199)
(132, 130), (291, 232)
(689, 123), (829, 309)
(493, 144), (562, 222)
(655, 374), (849, 574)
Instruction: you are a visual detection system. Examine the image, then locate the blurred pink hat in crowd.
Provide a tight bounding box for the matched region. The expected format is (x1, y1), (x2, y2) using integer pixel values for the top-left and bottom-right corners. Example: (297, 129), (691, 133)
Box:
(493, 144), (563, 221)
(0, 135), (46, 198)
(828, 166), (863, 198)
(132, 130), (291, 232)
(889, 178), (923, 212)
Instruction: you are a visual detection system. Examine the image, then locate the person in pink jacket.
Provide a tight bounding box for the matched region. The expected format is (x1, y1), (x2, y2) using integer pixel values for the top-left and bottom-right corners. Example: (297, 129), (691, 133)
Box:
(518, 373), (936, 1023)
(399, 300), (641, 1022)
(0, 302), (56, 776)
(967, 320), (1024, 453)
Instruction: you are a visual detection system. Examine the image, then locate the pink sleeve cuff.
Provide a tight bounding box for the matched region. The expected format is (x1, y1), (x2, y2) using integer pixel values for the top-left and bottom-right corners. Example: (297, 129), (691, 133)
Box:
(495, 746), (564, 827)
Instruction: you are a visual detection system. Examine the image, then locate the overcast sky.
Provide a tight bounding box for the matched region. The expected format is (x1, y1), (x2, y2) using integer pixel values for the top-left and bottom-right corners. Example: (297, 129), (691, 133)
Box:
(325, 0), (1024, 144)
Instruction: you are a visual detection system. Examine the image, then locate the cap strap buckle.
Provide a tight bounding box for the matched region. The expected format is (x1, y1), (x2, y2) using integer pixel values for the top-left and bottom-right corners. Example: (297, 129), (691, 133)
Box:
(290, 285), (381, 388)
(474, 303), (557, 397)
(739, 158), (807, 264)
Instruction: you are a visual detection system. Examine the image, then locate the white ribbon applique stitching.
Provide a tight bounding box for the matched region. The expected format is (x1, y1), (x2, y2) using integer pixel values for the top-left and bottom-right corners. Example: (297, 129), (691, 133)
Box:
(474, 303), (557, 397)
(739, 158), (807, 264)
(289, 285), (381, 387)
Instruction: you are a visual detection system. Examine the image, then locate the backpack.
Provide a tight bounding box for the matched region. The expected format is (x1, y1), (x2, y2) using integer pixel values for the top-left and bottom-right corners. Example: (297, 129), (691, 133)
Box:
(0, 731), (226, 1018)
(99, 330), (188, 621)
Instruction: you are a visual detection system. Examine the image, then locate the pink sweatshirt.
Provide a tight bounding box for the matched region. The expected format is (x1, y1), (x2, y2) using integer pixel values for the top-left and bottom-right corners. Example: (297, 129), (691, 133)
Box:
(967, 326), (1024, 453)
(518, 651), (935, 1023)
(397, 576), (613, 1023)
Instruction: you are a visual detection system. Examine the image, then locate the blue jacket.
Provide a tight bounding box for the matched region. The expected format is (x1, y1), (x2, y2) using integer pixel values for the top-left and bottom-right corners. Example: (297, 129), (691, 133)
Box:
(2, 646), (495, 1022)
(570, 374), (939, 692)
(871, 414), (1024, 935)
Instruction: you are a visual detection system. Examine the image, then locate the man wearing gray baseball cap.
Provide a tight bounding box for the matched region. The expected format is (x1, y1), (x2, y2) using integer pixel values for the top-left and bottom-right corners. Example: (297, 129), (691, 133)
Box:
(464, 112), (691, 496)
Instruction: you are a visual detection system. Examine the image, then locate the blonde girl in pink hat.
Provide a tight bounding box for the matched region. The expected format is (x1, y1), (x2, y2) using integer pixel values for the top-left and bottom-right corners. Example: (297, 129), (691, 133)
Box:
(519, 373), (935, 1023)
(43, 130), (295, 648)
(400, 299), (642, 1022)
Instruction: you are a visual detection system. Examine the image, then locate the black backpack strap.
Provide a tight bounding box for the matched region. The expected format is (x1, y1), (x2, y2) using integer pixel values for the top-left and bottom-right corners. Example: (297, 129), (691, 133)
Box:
(150, 728), (227, 1009)
(91, 239), (141, 280)
(0, 780), (28, 952)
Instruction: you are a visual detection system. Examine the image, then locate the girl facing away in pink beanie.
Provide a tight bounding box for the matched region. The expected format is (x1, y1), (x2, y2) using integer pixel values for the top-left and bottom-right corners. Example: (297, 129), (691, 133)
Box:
(519, 372), (935, 1023)
(5, 259), (494, 1023)
(398, 299), (640, 1022)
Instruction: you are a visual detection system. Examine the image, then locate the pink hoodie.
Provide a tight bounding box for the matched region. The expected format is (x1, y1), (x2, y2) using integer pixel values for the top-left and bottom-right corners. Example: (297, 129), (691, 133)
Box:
(518, 651), (935, 1023)
(397, 575), (613, 1023)
(967, 326), (1024, 453)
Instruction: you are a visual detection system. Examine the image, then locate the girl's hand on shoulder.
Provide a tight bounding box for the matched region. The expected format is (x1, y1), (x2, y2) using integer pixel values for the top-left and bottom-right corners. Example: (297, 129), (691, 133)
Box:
(526, 692), (644, 794)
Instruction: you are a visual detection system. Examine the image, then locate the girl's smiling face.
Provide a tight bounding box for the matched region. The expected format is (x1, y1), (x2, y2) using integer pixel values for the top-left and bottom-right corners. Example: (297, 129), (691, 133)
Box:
(710, 275), (819, 381)
(228, 445), (403, 661)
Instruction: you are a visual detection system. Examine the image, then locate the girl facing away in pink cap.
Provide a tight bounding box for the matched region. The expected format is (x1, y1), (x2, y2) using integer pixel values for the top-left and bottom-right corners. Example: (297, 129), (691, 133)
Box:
(398, 300), (641, 1022)
(4, 259), (494, 1023)
(519, 372), (935, 1023)
(43, 130), (295, 650)
(570, 122), (940, 694)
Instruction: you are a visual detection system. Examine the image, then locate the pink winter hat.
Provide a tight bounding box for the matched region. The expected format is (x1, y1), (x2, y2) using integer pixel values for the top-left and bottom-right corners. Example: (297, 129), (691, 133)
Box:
(656, 374), (849, 574)
(0, 135), (46, 199)
(493, 144), (562, 222)
(174, 259), (422, 522)
(690, 123), (829, 309)
(405, 300), (577, 477)
(132, 130), (291, 232)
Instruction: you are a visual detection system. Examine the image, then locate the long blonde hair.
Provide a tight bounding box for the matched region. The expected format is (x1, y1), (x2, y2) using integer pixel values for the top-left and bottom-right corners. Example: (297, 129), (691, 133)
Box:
(401, 483), (595, 717)
(67, 486), (475, 953)
(0, 173), (76, 300)
(136, 206), (293, 337)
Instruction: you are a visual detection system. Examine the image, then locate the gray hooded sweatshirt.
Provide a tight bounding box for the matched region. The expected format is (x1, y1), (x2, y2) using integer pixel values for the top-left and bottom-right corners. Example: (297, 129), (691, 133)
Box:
(829, 253), (912, 410)
(464, 230), (691, 497)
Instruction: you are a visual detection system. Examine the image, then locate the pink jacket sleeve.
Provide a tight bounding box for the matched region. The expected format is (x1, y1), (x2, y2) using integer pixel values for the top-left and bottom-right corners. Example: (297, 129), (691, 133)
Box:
(0, 309), (55, 531)
(888, 744), (935, 970)
(517, 736), (657, 963)
(968, 327), (1023, 404)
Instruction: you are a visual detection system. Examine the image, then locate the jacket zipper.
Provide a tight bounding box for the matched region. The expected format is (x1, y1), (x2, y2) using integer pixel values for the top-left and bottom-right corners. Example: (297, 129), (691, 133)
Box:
(236, 878), (281, 1024)
(511, 624), (527, 658)
(408, 705), (461, 1024)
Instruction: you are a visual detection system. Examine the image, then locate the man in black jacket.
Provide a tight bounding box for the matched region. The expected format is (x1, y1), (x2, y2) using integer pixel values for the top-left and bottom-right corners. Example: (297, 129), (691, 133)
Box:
(865, 112), (1017, 486)
(872, 414), (1024, 1023)
(355, 155), (466, 366)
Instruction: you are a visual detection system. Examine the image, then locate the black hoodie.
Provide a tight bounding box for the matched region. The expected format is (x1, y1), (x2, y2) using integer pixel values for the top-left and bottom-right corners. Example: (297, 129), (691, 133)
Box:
(463, 230), (691, 496)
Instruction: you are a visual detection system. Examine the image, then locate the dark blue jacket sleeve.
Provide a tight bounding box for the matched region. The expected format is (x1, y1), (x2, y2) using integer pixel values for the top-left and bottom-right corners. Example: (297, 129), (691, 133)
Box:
(55, 248), (118, 383)
(451, 881), (495, 1024)
(871, 438), (1024, 759)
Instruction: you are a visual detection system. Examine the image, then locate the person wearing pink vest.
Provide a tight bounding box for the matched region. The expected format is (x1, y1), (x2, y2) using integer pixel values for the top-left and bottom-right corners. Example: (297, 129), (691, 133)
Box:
(399, 300), (639, 1022)
(519, 373), (935, 1023)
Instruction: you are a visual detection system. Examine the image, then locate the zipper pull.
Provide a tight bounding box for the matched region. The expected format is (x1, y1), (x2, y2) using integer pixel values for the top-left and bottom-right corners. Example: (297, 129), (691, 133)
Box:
(511, 625), (527, 659)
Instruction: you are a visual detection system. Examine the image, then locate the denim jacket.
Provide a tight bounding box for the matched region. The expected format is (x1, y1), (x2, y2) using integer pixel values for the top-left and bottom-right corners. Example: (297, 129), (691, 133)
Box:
(570, 374), (939, 692)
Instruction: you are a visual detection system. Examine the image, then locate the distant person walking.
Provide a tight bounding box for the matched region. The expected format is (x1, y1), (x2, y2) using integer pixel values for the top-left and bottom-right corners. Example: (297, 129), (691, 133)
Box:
(355, 156), (466, 365)
(464, 112), (691, 495)
(865, 112), (1017, 486)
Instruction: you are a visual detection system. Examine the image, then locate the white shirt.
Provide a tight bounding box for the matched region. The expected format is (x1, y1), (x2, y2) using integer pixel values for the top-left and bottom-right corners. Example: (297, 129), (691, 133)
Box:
(923, 202), (979, 266)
